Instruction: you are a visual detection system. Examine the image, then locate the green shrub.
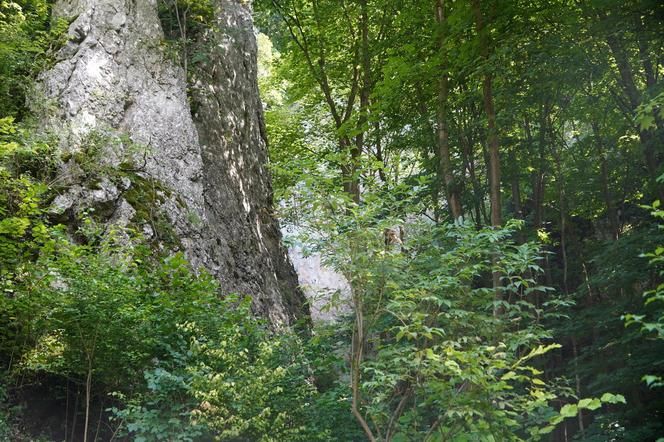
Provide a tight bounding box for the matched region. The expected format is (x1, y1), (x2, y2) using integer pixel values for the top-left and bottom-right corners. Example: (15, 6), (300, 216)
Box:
(0, 226), (340, 440)
(289, 184), (625, 440)
(113, 318), (321, 441)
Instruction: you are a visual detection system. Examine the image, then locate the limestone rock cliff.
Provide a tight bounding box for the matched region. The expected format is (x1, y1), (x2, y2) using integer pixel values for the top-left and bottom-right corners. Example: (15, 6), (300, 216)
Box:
(38, 0), (308, 325)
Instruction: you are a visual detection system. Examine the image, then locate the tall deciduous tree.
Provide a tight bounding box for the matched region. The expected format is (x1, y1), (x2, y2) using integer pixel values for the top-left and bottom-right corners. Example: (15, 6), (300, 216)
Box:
(435, 0), (462, 220)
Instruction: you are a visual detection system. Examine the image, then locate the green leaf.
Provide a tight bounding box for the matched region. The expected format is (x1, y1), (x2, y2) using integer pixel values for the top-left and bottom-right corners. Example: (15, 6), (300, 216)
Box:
(513, 344), (561, 368)
(425, 348), (440, 361)
(560, 404), (578, 418)
(578, 398), (601, 410)
(501, 371), (517, 381)
(539, 425), (555, 434)
(600, 393), (626, 404)
(643, 375), (661, 387)
(639, 114), (655, 131)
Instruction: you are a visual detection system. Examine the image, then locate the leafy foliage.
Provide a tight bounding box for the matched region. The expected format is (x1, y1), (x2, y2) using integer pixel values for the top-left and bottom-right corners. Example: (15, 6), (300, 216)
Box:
(0, 1), (68, 120)
(624, 200), (664, 390)
(295, 188), (625, 440)
(257, 0), (664, 438)
(1, 228), (335, 440)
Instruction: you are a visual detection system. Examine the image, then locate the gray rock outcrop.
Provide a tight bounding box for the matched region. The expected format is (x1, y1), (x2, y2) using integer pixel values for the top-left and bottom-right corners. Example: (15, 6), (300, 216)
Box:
(288, 243), (350, 322)
(38, 0), (308, 325)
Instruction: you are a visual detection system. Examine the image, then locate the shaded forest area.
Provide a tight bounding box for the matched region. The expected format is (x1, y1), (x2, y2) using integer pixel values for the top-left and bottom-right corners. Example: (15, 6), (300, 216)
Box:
(256, 0), (664, 438)
(1, 0), (663, 441)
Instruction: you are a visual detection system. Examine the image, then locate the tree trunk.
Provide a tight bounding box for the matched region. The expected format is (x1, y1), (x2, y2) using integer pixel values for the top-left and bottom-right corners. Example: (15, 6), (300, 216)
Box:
(551, 145), (568, 294)
(571, 337), (586, 439)
(69, 389), (79, 442)
(460, 123), (483, 227)
(605, 32), (663, 202)
(349, 237), (377, 441)
(525, 108), (548, 231)
(591, 121), (619, 239)
(414, 83), (443, 220)
(435, 0), (463, 220)
(374, 120), (387, 183)
(350, 0), (372, 204)
(458, 82), (484, 226)
(471, 0), (501, 227)
(523, 116), (542, 229)
(635, 17), (664, 171)
(275, 0), (361, 202)
(511, 172), (523, 221)
(508, 148), (523, 221)
(341, 136), (361, 203)
(509, 150), (526, 244)
(83, 361), (92, 442)
(471, 0), (502, 311)
(635, 17), (657, 91)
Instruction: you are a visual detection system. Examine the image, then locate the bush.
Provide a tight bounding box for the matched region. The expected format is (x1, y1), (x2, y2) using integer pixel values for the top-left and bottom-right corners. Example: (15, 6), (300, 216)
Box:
(289, 184), (625, 440)
(1, 227), (342, 441)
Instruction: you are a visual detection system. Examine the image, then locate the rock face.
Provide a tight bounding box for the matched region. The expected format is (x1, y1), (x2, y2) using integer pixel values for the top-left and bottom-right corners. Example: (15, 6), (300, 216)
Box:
(38, 0), (308, 325)
(288, 243), (350, 322)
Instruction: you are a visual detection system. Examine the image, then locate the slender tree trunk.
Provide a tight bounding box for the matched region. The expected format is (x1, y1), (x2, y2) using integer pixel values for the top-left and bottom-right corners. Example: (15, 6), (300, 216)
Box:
(414, 82), (442, 220)
(274, 0), (361, 201)
(480, 137), (491, 225)
(459, 83), (484, 226)
(172, 1), (188, 78)
(94, 399), (104, 442)
(508, 148), (523, 220)
(552, 146), (568, 294)
(635, 18), (657, 91)
(509, 150), (525, 244)
(374, 120), (387, 183)
(70, 389), (80, 442)
(511, 171), (523, 221)
(484, 80), (501, 226)
(605, 32), (663, 202)
(524, 116), (542, 229)
(65, 382), (69, 442)
(635, 18), (664, 165)
(84, 360), (92, 442)
(461, 126), (482, 226)
(591, 121), (619, 239)
(469, 99), (491, 225)
(435, 0), (462, 220)
(571, 337), (586, 438)
(605, 34), (640, 110)
(351, 0), (372, 205)
(526, 110), (552, 286)
(471, 0), (502, 312)
(526, 109), (548, 231)
(348, 153), (361, 204)
(340, 137), (360, 202)
(349, 245), (377, 441)
(471, 1), (501, 228)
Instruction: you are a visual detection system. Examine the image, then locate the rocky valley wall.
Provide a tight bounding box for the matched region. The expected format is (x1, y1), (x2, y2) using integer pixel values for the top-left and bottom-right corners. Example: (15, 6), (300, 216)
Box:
(38, 0), (308, 325)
